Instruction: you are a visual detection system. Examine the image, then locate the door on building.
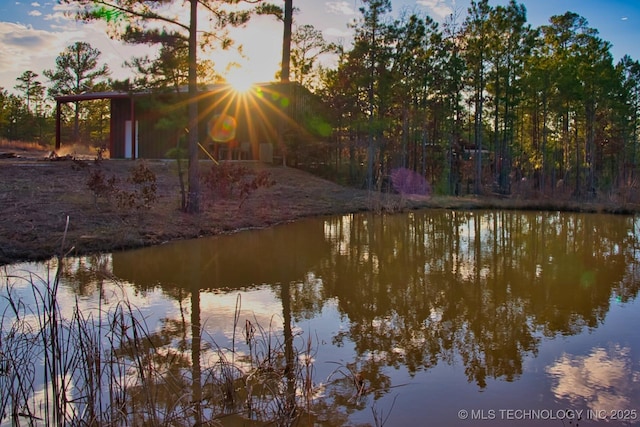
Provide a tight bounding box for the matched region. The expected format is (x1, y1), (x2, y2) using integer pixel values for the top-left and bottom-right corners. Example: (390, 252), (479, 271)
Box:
(124, 120), (139, 159)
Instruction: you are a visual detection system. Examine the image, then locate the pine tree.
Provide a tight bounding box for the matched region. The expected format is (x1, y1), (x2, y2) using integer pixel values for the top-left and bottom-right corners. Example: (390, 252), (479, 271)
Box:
(63, 0), (263, 213)
(43, 42), (110, 143)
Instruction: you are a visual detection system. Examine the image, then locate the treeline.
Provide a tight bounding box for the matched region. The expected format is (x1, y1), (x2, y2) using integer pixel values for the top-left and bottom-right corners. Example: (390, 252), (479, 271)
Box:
(311, 0), (640, 198)
(0, 41), (111, 148)
(0, 72), (56, 144)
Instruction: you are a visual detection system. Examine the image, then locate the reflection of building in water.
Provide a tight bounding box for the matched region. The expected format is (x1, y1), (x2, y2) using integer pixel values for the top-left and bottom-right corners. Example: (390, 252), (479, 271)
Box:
(111, 218), (329, 291)
(546, 345), (640, 412)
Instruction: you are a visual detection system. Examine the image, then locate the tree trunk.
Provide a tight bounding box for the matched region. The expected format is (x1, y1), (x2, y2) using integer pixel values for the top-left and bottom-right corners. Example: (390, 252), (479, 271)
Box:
(586, 101), (596, 196)
(574, 117), (580, 196)
(542, 93), (548, 191)
(74, 101), (80, 142)
(366, 10), (377, 191)
(186, 0), (200, 213)
(401, 105), (408, 168)
(277, 0), (293, 167)
(191, 283), (202, 425)
(281, 0), (293, 83)
(474, 72), (484, 195)
(281, 283), (296, 419)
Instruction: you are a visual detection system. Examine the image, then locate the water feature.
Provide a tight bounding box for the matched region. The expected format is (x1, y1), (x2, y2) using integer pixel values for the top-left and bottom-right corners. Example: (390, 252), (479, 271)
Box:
(2, 210), (640, 426)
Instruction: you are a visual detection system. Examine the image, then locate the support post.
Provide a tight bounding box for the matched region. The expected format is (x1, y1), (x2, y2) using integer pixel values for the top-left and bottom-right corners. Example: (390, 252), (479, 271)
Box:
(55, 102), (61, 151)
(130, 95), (136, 160)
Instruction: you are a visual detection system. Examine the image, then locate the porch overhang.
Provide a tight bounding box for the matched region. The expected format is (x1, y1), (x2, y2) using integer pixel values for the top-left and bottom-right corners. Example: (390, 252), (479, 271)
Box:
(54, 91), (134, 155)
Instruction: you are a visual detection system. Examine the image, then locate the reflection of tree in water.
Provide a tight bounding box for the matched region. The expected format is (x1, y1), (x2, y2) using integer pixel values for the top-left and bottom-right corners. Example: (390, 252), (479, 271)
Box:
(288, 272), (327, 321)
(59, 253), (113, 297)
(113, 317), (195, 425)
(318, 211), (640, 388)
(315, 357), (392, 419)
(102, 219), (366, 423)
(51, 210), (640, 422)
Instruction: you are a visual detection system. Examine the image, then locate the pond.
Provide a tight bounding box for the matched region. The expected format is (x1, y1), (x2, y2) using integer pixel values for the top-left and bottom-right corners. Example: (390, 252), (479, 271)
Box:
(2, 210), (640, 426)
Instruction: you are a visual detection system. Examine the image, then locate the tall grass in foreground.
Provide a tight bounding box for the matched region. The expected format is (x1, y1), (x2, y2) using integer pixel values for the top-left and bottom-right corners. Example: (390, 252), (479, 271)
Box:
(0, 258), (388, 426)
(1, 261), (158, 426)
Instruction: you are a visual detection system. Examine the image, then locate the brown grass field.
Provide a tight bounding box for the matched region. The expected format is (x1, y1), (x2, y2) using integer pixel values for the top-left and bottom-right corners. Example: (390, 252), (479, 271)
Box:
(1, 141), (639, 266)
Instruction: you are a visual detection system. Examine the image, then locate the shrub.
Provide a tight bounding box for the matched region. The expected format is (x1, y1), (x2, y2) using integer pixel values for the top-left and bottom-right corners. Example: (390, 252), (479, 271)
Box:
(203, 163), (275, 206)
(124, 161), (158, 210)
(86, 168), (117, 203)
(86, 161), (157, 210)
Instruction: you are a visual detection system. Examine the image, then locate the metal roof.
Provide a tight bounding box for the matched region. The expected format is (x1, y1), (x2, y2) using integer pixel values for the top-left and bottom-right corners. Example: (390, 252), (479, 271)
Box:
(54, 91), (132, 103)
(53, 81), (296, 103)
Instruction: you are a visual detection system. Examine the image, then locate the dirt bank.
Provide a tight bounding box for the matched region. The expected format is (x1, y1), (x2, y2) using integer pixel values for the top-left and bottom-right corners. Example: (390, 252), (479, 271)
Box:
(0, 154), (373, 265)
(1, 150), (638, 266)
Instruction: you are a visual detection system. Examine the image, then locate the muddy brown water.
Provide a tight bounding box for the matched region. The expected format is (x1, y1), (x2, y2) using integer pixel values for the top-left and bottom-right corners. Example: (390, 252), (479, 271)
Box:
(3, 209), (640, 426)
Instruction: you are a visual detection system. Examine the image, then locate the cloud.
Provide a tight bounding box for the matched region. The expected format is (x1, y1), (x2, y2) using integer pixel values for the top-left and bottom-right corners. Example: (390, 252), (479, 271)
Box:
(546, 346), (640, 412)
(326, 1), (356, 16)
(2, 0), (280, 91)
(31, 1), (41, 6)
(0, 21), (59, 87)
(622, 17), (629, 21)
(29, 10), (42, 16)
(0, 19), (140, 92)
(324, 27), (352, 39)
(46, 2), (84, 22)
(0, 22), (55, 50)
(417, 0), (454, 20)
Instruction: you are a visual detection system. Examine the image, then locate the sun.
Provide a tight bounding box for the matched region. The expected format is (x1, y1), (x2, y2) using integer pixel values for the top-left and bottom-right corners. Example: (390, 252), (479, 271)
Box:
(225, 68), (259, 94)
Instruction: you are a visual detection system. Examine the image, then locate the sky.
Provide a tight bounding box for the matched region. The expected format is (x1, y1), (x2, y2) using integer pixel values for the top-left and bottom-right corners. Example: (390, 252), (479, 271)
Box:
(1, 0), (640, 95)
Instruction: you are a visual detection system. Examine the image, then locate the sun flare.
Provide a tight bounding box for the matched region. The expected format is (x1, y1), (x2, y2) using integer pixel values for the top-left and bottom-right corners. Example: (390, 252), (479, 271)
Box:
(226, 69), (259, 93)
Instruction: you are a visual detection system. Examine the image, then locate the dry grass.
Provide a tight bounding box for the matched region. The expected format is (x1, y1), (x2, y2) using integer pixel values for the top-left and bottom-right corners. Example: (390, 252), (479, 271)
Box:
(1, 142), (639, 266)
(0, 138), (49, 152)
(0, 156), (378, 266)
(0, 138), (107, 158)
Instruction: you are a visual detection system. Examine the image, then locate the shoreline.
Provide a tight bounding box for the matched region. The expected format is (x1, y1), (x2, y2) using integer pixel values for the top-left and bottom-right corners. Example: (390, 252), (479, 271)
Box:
(1, 155), (639, 266)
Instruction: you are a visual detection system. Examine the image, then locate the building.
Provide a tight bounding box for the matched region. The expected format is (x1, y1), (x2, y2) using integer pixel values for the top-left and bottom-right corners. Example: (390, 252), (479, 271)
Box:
(54, 82), (326, 162)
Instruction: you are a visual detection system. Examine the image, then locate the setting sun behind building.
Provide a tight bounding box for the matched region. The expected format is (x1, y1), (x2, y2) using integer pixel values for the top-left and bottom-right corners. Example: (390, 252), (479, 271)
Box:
(225, 68), (258, 93)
